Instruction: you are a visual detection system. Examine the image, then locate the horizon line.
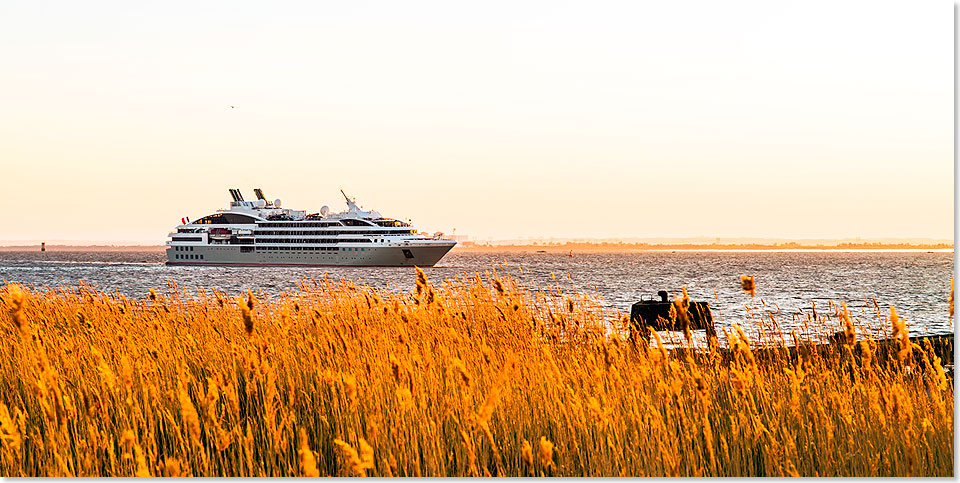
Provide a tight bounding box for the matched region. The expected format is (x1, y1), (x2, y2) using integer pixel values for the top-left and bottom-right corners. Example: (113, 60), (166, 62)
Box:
(0, 236), (953, 248)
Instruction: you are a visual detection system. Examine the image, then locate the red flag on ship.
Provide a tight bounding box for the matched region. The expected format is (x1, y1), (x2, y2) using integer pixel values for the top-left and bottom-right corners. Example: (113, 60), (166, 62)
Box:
(181, 217), (187, 224)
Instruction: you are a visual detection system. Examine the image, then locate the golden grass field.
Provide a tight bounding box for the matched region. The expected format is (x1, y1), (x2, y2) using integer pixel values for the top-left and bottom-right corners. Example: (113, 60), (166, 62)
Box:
(0, 270), (953, 477)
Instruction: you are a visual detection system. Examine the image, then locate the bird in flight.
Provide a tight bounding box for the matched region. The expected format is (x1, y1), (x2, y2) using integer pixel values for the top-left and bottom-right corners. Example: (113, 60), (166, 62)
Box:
(230, 105), (236, 109)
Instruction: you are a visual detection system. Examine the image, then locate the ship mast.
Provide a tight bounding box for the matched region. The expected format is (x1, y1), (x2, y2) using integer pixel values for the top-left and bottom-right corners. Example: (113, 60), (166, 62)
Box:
(340, 188), (360, 212)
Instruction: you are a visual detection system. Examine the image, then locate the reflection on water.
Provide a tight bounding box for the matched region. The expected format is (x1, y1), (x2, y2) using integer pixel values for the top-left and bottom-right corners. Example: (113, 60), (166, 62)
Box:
(0, 250), (953, 337)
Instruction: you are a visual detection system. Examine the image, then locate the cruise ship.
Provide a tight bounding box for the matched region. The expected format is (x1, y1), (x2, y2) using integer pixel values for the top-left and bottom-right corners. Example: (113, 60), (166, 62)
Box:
(166, 189), (456, 267)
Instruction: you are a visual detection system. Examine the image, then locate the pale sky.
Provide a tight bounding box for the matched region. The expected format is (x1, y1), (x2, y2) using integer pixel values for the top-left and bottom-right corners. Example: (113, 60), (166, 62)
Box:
(0, 0), (952, 243)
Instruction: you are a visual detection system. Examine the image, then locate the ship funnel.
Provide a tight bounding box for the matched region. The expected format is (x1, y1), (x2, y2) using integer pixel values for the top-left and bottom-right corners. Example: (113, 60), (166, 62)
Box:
(228, 189), (240, 202)
(234, 188), (245, 201)
(254, 188), (266, 201)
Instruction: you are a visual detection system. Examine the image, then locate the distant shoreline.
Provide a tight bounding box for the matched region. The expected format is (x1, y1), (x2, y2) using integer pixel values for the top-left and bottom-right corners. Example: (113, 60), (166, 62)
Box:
(0, 243), (952, 253)
(456, 242), (954, 252)
(455, 244), (953, 253)
(0, 245), (168, 252)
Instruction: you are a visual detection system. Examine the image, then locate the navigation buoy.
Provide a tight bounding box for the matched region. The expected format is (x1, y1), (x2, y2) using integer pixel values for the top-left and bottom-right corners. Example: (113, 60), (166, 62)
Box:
(568, 250), (573, 257)
(41, 242), (45, 252)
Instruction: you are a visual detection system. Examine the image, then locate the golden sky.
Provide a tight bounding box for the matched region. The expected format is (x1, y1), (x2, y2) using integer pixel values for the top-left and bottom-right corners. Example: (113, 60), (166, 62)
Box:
(0, 1), (952, 243)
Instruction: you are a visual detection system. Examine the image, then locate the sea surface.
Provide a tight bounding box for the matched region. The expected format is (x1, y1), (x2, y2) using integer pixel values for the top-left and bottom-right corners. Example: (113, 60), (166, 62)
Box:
(0, 250), (954, 342)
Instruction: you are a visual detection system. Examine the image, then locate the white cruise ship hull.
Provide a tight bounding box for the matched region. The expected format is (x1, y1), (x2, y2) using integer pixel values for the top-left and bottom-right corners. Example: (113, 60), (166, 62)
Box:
(165, 242), (455, 267)
(167, 188), (459, 267)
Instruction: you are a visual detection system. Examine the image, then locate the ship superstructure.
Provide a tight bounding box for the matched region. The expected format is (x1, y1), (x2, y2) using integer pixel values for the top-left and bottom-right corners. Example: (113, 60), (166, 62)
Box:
(166, 189), (456, 266)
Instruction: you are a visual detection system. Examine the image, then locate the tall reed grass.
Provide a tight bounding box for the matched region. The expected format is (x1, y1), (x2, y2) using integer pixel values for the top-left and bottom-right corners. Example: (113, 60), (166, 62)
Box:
(0, 271), (952, 476)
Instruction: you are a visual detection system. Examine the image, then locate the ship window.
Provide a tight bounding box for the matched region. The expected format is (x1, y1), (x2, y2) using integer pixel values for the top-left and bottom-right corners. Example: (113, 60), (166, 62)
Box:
(193, 213), (259, 225)
(342, 219), (374, 227)
(374, 219), (409, 227)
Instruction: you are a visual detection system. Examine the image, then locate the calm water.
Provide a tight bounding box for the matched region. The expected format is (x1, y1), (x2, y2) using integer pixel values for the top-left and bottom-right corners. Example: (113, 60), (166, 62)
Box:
(0, 250), (954, 339)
